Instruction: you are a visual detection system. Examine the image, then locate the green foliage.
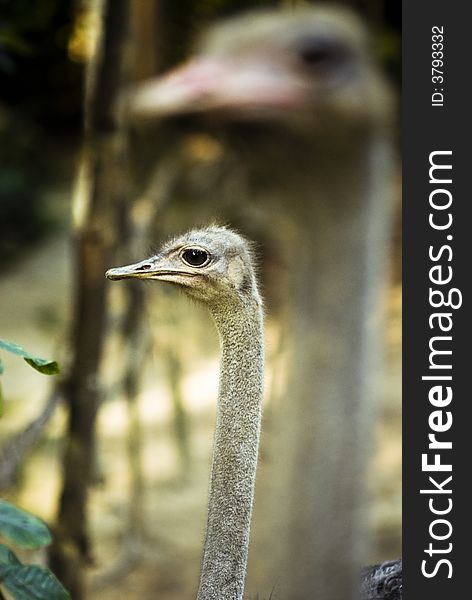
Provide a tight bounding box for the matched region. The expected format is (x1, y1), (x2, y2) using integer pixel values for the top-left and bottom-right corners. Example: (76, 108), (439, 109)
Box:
(0, 340), (60, 376)
(0, 544), (70, 600)
(0, 501), (52, 550)
(0, 341), (68, 598)
(0, 507), (70, 600)
(0, 553), (70, 600)
(0, 337), (60, 418)
(0, 339), (59, 416)
(0, 118), (51, 270)
(0, 0), (66, 74)
(0, 0), (83, 124)
(0, 544), (21, 567)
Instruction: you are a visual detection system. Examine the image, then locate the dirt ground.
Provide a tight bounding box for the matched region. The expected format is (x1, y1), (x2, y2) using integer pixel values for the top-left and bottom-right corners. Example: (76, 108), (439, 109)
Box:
(0, 226), (401, 599)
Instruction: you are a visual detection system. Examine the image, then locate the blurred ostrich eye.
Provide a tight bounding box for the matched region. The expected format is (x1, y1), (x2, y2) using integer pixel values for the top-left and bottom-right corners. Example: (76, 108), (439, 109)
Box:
(181, 248), (210, 267)
(297, 36), (347, 69)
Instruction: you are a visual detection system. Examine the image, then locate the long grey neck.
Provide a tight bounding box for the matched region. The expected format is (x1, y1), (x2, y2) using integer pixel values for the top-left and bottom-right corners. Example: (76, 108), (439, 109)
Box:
(264, 130), (394, 600)
(197, 296), (264, 600)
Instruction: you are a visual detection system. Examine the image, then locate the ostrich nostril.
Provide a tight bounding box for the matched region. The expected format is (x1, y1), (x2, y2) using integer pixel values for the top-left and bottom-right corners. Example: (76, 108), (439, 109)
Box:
(137, 264), (152, 271)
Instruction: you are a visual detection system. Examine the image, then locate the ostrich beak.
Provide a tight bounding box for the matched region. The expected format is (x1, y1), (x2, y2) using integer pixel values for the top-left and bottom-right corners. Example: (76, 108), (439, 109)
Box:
(106, 257), (197, 283)
(127, 57), (305, 120)
(106, 255), (175, 281)
(106, 258), (158, 281)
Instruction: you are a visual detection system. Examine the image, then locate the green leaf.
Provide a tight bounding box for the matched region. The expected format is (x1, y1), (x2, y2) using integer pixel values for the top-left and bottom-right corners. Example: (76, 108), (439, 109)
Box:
(0, 564), (70, 599)
(0, 544), (21, 567)
(0, 501), (52, 549)
(0, 357), (4, 375)
(23, 358), (60, 376)
(0, 340), (59, 376)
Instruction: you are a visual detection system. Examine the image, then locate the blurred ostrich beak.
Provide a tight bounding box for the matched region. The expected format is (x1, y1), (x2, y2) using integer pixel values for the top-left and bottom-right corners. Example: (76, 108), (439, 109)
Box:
(127, 57), (306, 120)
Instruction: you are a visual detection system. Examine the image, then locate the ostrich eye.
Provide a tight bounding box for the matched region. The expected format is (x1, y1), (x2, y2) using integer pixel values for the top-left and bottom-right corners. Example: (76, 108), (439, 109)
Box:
(297, 36), (347, 69)
(181, 248), (209, 267)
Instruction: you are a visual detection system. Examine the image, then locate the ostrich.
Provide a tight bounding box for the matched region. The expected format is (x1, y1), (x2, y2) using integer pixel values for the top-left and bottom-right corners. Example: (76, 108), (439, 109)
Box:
(106, 226), (264, 600)
(362, 559), (403, 600)
(124, 6), (401, 600)
(106, 227), (401, 600)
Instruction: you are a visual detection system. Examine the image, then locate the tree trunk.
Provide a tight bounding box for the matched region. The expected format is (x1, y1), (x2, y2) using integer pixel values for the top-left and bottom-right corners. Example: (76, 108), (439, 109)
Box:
(49, 1), (130, 597)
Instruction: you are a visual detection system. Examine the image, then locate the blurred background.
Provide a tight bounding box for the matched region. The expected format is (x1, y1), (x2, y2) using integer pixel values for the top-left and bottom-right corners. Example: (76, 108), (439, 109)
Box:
(0, 1), (401, 598)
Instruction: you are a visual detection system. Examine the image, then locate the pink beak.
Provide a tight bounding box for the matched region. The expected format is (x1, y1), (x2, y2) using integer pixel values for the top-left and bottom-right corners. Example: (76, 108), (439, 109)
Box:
(128, 57), (306, 120)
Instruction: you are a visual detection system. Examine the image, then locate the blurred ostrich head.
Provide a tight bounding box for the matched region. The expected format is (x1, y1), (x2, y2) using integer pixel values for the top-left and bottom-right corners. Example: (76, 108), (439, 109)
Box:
(129, 6), (392, 132)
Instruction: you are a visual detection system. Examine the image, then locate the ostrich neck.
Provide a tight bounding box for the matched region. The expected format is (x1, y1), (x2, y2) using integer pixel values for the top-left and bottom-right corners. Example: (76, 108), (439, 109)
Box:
(268, 129), (394, 600)
(197, 297), (264, 600)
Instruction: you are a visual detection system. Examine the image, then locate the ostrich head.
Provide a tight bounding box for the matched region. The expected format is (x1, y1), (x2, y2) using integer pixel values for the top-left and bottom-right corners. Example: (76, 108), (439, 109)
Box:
(129, 6), (391, 132)
(106, 226), (260, 307)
